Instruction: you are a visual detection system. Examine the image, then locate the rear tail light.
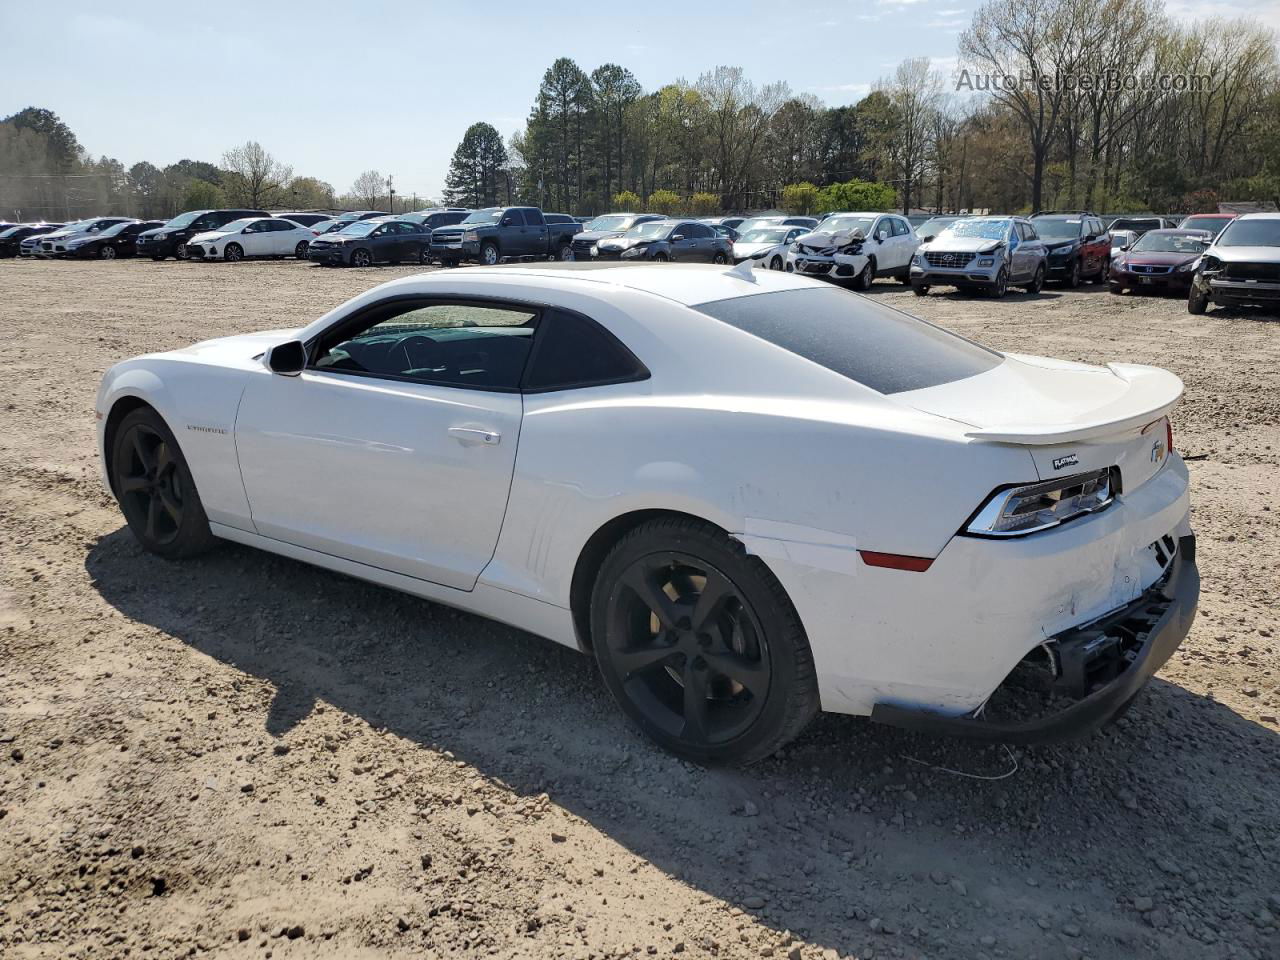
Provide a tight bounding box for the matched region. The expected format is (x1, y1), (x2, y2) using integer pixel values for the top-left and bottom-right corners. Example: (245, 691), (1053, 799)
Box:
(964, 468), (1116, 538)
(1166, 418), (1174, 456)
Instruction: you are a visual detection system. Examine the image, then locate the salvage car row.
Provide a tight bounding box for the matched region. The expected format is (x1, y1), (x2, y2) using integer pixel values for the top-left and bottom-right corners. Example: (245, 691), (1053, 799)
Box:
(4, 206), (1277, 314)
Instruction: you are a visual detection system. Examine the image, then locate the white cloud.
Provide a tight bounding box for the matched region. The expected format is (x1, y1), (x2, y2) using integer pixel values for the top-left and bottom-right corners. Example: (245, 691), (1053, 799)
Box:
(809, 82), (874, 98)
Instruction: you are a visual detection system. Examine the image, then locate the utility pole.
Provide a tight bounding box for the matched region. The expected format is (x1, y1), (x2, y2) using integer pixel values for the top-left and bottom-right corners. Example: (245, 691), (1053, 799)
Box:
(386, 174), (395, 213)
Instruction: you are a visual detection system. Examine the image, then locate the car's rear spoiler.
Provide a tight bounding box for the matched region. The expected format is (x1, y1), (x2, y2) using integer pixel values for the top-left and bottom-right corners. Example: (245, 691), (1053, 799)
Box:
(964, 363), (1183, 445)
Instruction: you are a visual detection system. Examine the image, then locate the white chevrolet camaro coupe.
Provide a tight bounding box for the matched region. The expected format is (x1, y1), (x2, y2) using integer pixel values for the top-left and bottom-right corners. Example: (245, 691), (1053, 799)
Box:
(96, 263), (1199, 763)
(185, 217), (316, 262)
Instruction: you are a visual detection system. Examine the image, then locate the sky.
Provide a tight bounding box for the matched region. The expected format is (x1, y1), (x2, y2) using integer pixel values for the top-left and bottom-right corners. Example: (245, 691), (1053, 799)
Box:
(2, 1), (1276, 202)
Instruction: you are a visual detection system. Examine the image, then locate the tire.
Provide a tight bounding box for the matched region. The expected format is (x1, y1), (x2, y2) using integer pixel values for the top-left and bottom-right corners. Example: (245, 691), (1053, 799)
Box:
(99, 246), (117, 260)
(110, 407), (217, 560)
(1024, 264), (1045, 295)
(223, 243), (243, 263)
(854, 258), (874, 291)
(652, 252), (669, 262)
(557, 243), (574, 261)
(151, 256), (166, 262)
(1109, 282), (1124, 295)
(991, 266), (1009, 298)
(174, 244), (190, 261)
(1096, 257), (1109, 285)
(897, 267), (912, 284)
(1188, 286), (1209, 315)
(419, 246), (432, 265)
(1065, 258), (1080, 288)
(294, 241), (308, 259)
(712, 251), (729, 265)
(590, 517), (819, 765)
(442, 258), (458, 268)
(480, 242), (500, 266)
(912, 283), (930, 296)
(351, 248), (372, 268)
(769, 256), (782, 270)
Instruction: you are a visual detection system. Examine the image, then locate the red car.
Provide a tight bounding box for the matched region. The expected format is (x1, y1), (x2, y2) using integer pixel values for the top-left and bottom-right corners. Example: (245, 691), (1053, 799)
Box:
(1177, 213), (1236, 238)
(1110, 229), (1212, 295)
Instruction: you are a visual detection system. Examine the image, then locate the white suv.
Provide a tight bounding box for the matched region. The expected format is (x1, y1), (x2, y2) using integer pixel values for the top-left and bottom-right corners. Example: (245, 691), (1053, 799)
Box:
(784, 212), (919, 289)
(1188, 213), (1280, 315)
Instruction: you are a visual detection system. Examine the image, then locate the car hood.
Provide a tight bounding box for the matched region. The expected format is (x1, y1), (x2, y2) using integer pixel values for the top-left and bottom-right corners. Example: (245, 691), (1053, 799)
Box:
(795, 228), (865, 249)
(1208, 245), (1280, 262)
(168, 329), (305, 366)
(919, 236), (1004, 254)
(733, 241), (777, 257)
(895, 353), (1183, 488)
(598, 236), (651, 249)
(315, 233), (355, 243)
(1117, 251), (1197, 267)
(577, 229), (626, 243)
(190, 230), (233, 243)
(1042, 239), (1081, 252)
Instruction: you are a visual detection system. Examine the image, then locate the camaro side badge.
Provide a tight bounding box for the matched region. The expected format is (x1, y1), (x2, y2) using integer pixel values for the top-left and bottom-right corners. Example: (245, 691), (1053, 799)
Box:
(1052, 454), (1078, 471)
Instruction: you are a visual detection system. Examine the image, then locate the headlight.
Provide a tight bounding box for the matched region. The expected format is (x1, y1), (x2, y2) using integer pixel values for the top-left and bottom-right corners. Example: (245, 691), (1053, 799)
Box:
(839, 244), (862, 255)
(463, 231), (478, 242)
(1201, 255), (1221, 272)
(620, 246), (643, 258)
(965, 468), (1115, 537)
(590, 244), (598, 256)
(976, 257), (994, 267)
(1178, 259), (1198, 273)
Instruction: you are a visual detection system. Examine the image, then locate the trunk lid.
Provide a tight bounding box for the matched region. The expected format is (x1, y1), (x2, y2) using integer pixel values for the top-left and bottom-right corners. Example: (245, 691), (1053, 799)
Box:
(895, 353), (1181, 492)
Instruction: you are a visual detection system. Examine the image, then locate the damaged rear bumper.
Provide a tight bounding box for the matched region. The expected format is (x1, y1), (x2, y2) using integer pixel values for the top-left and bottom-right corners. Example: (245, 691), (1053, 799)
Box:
(870, 534), (1199, 743)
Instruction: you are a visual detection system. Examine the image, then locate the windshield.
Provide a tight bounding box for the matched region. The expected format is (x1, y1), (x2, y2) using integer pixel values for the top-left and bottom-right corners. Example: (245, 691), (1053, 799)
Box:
(1131, 232), (1208, 254)
(815, 216), (875, 236)
(1110, 233), (1131, 249)
(585, 215), (634, 232)
(97, 221), (137, 238)
(1180, 216), (1229, 235)
(338, 221), (380, 237)
(918, 218), (956, 234)
(1033, 218), (1082, 240)
(0, 225), (27, 238)
(693, 287), (1001, 395)
(739, 228), (790, 244)
(628, 222), (672, 239)
(164, 210), (207, 229)
(55, 219), (93, 233)
(461, 209), (502, 225)
(943, 219), (1010, 240)
(736, 217), (783, 234)
(210, 218), (255, 233)
(1216, 219), (1280, 247)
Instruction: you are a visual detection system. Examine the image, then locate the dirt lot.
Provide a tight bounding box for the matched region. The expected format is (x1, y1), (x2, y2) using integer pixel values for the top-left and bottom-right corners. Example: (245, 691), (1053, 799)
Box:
(1, 258), (1277, 960)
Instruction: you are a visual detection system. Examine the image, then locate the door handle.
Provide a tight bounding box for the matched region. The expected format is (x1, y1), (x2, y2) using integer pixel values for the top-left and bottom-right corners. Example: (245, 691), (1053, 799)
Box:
(448, 427), (501, 445)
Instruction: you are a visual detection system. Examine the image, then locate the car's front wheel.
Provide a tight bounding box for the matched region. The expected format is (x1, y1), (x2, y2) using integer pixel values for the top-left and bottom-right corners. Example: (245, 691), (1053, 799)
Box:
(111, 407), (217, 559)
(224, 243), (243, 262)
(99, 246), (116, 260)
(591, 517), (818, 765)
(1065, 258), (1081, 287)
(991, 266), (1009, 298)
(854, 258), (874, 291)
(174, 244), (190, 261)
(480, 242), (500, 266)
(1188, 285), (1209, 314)
(351, 248), (372, 268)
(912, 282), (930, 296)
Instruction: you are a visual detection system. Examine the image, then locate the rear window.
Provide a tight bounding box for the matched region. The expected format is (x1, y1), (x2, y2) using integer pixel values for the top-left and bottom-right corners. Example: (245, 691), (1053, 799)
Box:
(692, 287), (1002, 395)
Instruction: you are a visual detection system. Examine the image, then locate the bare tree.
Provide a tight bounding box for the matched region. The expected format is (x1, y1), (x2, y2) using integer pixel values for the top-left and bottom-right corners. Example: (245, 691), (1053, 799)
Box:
(220, 141), (292, 208)
(350, 170), (385, 208)
(879, 58), (943, 213)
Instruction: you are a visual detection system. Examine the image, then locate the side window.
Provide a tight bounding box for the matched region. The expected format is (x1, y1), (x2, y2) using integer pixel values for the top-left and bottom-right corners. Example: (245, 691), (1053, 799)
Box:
(523, 209), (545, 226)
(1024, 223), (1040, 241)
(270, 220), (290, 232)
(501, 210), (525, 227)
(312, 300), (538, 391)
(894, 218), (910, 236)
(523, 309), (648, 392)
(243, 221), (264, 233)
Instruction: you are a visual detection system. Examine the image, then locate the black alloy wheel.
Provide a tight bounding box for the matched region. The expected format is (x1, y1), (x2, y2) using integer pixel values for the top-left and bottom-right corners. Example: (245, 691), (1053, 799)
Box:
(1066, 258), (1080, 287)
(419, 246), (432, 265)
(111, 409), (216, 558)
(224, 243), (244, 262)
(1026, 264), (1045, 294)
(592, 518), (818, 764)
(295, 241), (308, 259)
(712, 251), (729, 264)
(351, 248), (372, 268)
(855, 258), (874, 291)
(991, 265), (1009, 298)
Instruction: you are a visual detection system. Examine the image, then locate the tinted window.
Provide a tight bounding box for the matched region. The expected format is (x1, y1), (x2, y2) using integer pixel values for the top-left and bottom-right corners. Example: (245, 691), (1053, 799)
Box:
(523, 309), (648, 392)
(502, 210), (526, 227)
(891, 219), (910, 236)
(523, 209), (545, 226)
(693, 287), (1002, 395)
(1216, 218), (1280, 247)
(313, 300), (539, 391)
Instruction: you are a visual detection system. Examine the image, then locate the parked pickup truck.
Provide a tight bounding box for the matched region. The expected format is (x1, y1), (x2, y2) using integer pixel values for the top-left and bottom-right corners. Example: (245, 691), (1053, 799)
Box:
(430, 206), (581, 266)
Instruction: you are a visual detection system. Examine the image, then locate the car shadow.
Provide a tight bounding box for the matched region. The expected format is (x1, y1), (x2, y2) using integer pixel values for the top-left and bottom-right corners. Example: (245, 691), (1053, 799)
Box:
(85, 528), (1279, 958)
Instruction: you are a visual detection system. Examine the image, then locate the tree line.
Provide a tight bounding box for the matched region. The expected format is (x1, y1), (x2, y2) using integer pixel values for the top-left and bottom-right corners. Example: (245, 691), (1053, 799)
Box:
(443, 0), (1278, 215)
(0, 109), (418, 222)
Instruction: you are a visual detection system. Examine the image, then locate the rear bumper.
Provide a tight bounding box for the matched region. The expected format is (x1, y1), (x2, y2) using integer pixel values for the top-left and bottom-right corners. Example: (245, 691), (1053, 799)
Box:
(871, 534), (1198, 742)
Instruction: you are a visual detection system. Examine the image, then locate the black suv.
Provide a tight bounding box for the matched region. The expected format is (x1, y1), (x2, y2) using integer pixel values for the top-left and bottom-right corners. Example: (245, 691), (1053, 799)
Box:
(1030, 211), (1112, 286)
(136, 209), (268, 260)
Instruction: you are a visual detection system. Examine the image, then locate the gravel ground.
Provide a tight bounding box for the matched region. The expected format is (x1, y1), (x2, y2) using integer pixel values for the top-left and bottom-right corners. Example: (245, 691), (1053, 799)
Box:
(1, 258), (1277, 960)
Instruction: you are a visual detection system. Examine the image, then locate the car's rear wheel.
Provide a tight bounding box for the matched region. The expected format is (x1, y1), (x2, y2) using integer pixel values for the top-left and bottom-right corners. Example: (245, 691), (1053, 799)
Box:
(294, 241), (308, 259)
(712, 251), (728, 265)
(351, 248), (372, 268)
(1096, 258), (1109, 284)
(224, 243), (243, 262)
(591, 517), (818, 765)
(110, 408), (216, 559)
(557, 243), (574, 261)
(419, 246), (432, 265)
(1025, 264), (1045, 294)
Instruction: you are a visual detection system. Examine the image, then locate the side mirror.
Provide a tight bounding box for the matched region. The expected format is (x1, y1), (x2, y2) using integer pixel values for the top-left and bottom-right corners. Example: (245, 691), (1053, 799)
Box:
(671, 234), (684, 241)
(266, 340), (306, 377)
(1119, 243), (1130, 251)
